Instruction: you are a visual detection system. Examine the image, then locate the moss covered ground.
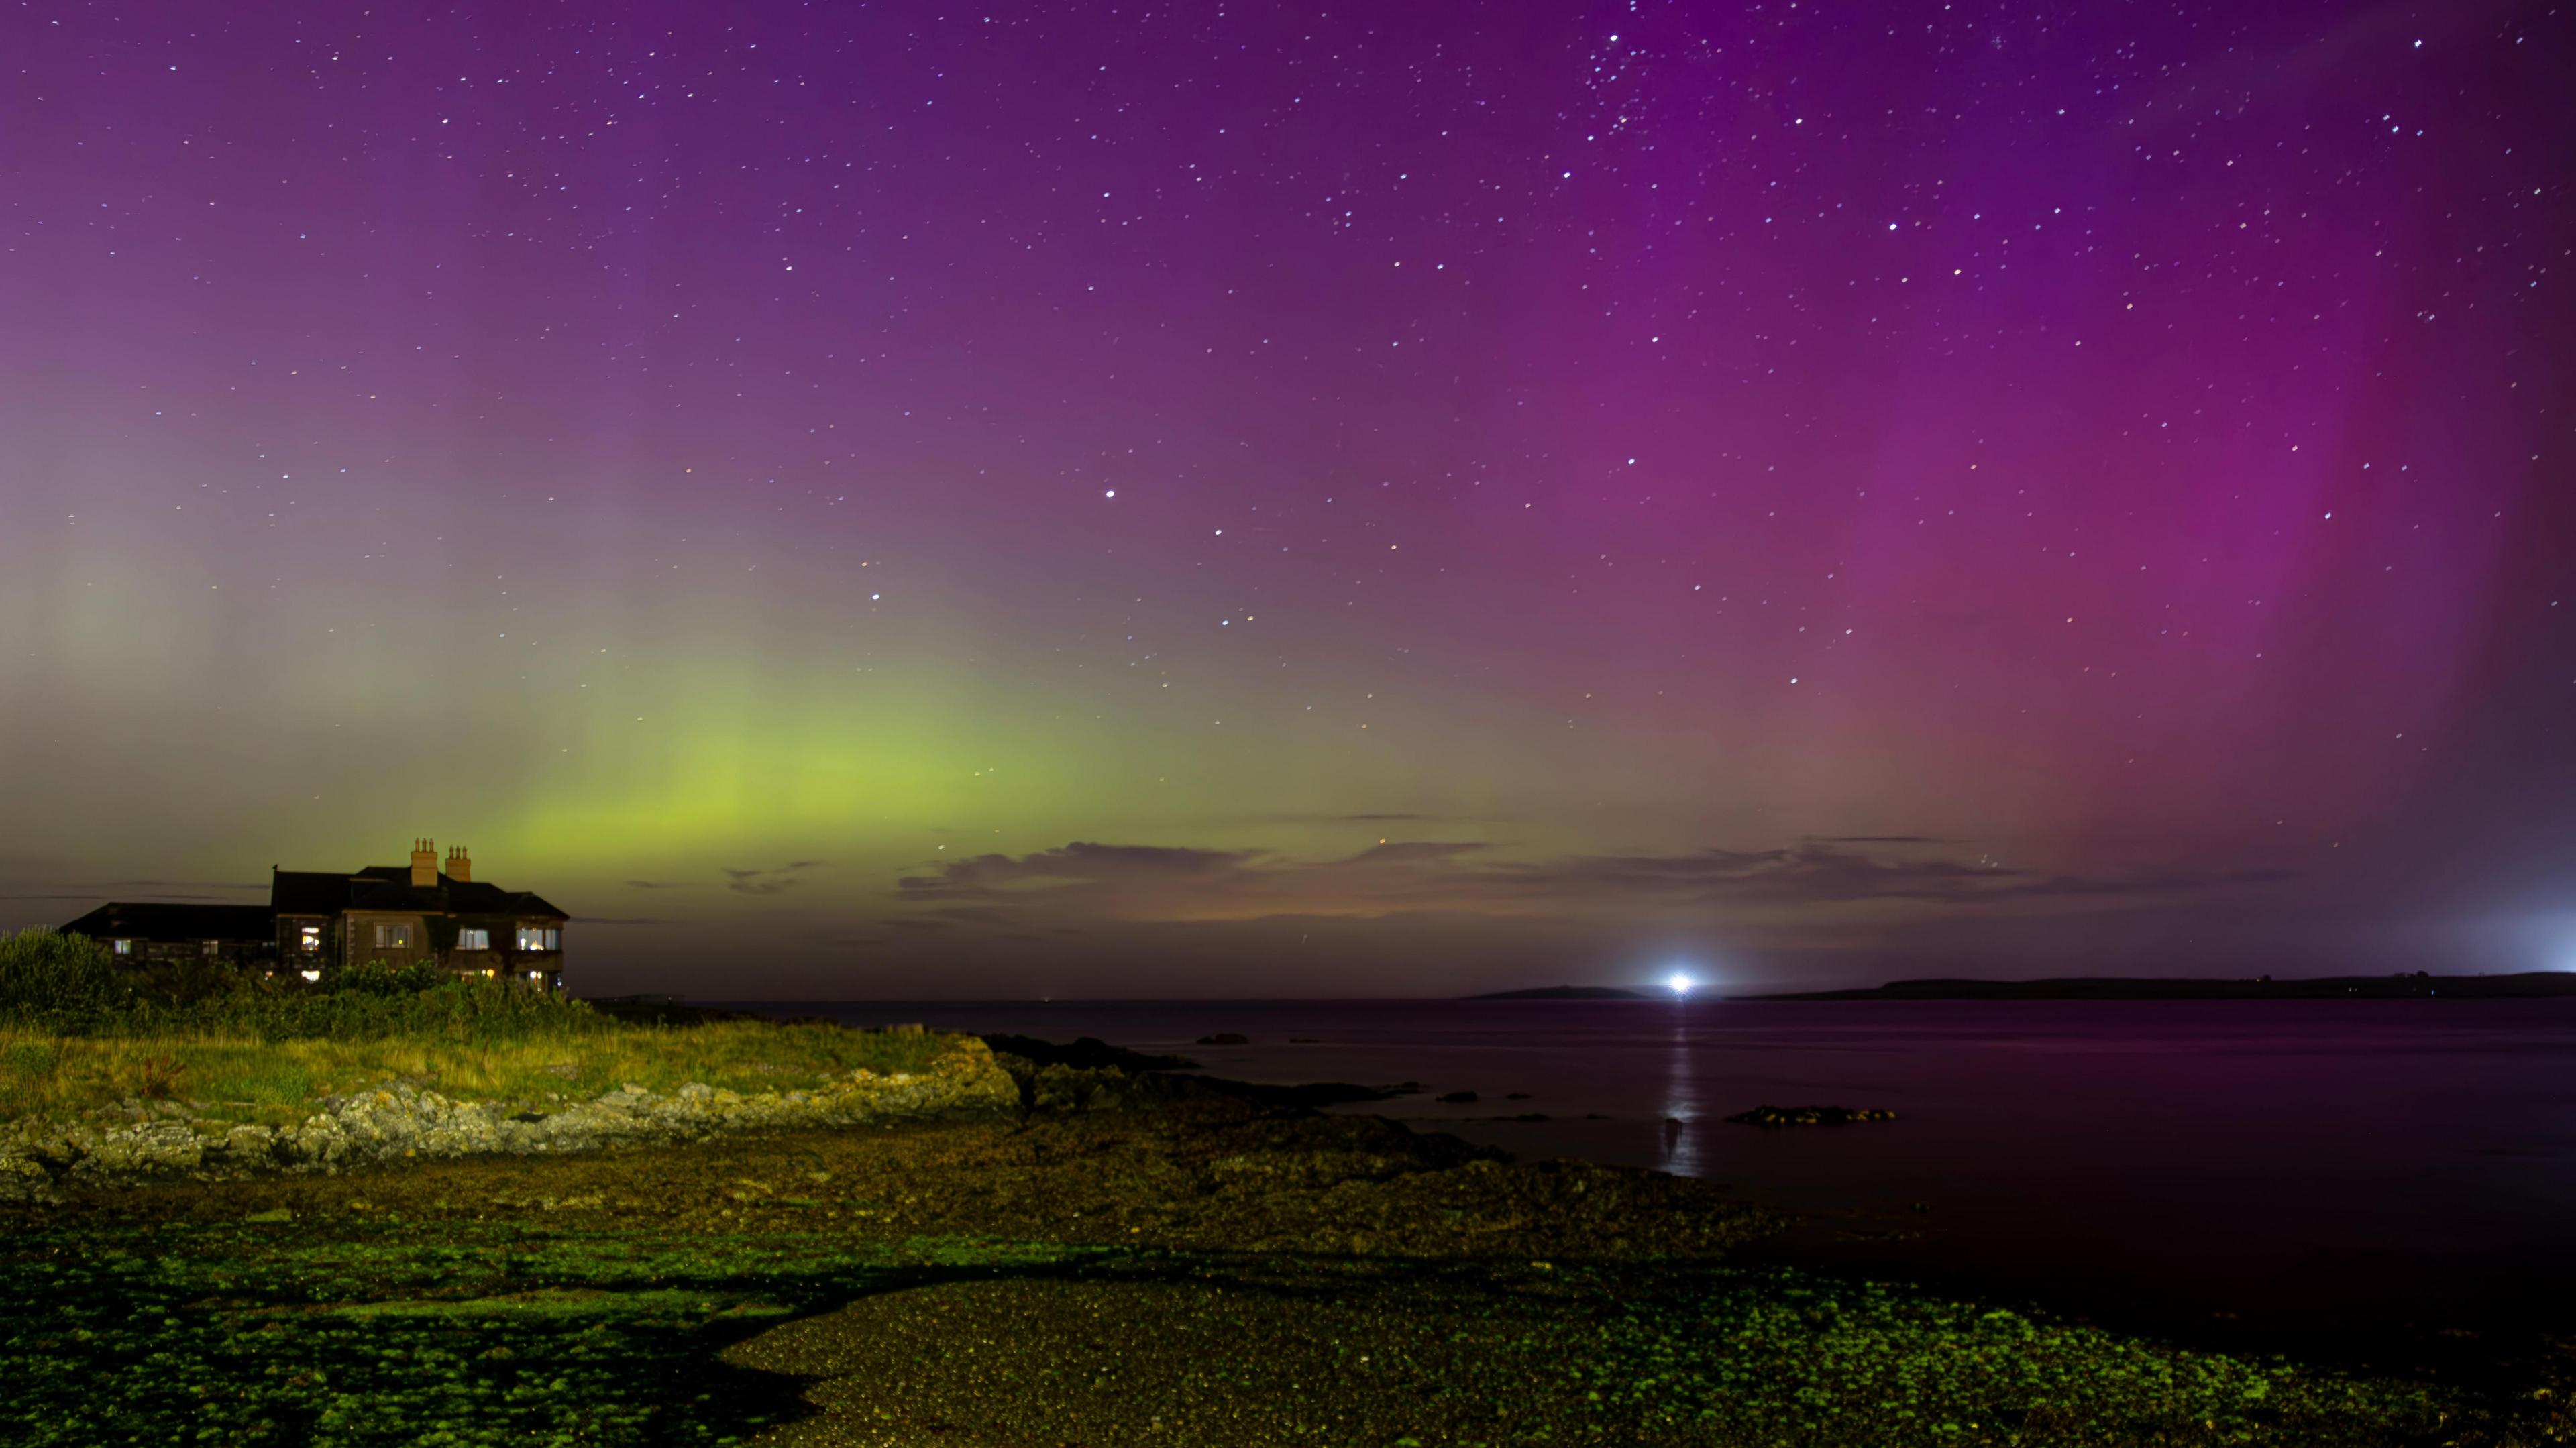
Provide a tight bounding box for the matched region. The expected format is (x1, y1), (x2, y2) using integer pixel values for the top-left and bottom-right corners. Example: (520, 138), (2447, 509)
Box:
(2, 1079), (2563, 1447)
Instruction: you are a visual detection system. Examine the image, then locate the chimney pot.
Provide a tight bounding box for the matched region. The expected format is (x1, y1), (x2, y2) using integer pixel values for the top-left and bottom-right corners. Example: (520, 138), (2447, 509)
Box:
(445, 845), (472, 883)
(410, 838), (439, 889)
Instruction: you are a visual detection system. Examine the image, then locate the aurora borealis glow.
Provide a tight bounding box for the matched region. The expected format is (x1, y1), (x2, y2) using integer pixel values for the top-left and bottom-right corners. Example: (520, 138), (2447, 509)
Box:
(3, 1), (2571, 997)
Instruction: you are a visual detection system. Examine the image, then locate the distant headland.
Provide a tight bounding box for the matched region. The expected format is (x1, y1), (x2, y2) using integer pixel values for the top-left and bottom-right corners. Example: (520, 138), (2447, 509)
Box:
(1749, 972), (2576, 1001)
(1470, 985), (1647, 1000)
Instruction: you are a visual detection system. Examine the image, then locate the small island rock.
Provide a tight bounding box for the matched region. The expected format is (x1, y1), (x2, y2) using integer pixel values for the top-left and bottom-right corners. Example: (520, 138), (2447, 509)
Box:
(1725, 1104), (1897, 1128)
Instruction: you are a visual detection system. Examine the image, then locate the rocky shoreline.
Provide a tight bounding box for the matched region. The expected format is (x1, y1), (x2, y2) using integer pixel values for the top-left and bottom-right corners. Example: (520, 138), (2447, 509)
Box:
(10, 1050), (2544, 1448)
(0, 1036), (1019, 1202)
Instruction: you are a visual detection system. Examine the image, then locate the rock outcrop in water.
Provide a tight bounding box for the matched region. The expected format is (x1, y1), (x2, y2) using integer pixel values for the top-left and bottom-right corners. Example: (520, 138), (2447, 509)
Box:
(0, 1038), (1018, 1201)
(1725, 1104), (1898, 1128)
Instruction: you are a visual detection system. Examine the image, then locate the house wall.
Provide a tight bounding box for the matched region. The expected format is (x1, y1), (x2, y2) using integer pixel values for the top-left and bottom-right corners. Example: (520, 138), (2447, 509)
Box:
(508, 919), (565, 991)
(505, 920), (565, 991)
(292, 905), (566, 989)
(276, 915), (337, 974)
(341, 912), (432, 969)
(109, 938), (271, 969)
(446, 915), (509, 979)
(328, 913), (564, 989)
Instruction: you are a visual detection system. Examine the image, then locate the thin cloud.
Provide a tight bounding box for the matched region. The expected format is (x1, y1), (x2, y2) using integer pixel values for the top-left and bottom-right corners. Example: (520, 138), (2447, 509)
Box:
(75, 879), (268, 894)
(724, 860), (829, 896)
(894, 838), (2295, 926)
(1244, 811), (1502, 826)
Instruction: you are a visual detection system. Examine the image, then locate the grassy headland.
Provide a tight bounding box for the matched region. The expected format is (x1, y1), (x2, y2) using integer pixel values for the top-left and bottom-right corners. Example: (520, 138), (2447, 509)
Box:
(0, 1019), (955, 1129)
(0, 929), (950, 1129)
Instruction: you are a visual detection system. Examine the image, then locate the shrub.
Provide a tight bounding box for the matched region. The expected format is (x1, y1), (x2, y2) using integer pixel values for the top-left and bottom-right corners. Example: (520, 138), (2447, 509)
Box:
(136, 974), (612, 1044)
(327, 958), (455, 997)
(0, 929), (606, 1043)
(0, 930), (132, 1032)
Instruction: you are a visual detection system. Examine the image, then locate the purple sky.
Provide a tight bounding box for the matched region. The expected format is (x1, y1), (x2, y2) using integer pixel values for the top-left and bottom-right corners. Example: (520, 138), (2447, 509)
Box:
(2, 0), (2570, 996)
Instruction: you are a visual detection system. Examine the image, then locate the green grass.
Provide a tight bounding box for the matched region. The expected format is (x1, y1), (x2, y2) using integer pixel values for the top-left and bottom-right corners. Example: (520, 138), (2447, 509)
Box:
(0, 928), (960, 1127)
(0, 1021), (962, 1128)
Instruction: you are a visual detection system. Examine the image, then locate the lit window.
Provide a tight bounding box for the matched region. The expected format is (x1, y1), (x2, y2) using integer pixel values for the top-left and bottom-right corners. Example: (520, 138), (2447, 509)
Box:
(455, 928), (490, 951)
(299, 925), (321, 952)
(299, 969), (322, 983)
(374, 923), (413, 949)
(112, 939), (132, 956)
(516, 926), (560, 951)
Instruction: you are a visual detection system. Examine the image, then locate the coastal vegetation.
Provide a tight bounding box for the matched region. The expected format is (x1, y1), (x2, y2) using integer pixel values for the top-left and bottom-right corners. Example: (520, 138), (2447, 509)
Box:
(0, 928), (950, 1128)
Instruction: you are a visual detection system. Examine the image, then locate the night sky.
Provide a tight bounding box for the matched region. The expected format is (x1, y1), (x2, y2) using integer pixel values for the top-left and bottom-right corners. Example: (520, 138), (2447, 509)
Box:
(3, 1), (2570, 997)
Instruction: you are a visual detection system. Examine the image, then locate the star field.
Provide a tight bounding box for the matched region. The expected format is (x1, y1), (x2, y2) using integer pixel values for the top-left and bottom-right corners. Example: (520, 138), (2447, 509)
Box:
(2, 0), (2570, 995)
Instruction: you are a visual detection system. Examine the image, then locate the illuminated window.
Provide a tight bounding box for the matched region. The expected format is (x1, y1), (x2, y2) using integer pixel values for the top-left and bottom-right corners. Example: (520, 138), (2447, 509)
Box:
(299, 969), (322, 983)
(374, 923), (413, 949)
(516, 926), (559, 951)
(299, 925), (321, 952)
(455, 928), (490, 950)
(112, 939), (132, 956)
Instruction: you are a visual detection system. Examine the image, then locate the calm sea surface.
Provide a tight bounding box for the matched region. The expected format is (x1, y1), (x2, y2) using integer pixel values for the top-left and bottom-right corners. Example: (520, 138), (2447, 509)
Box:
(726, 997), (2576, 1355)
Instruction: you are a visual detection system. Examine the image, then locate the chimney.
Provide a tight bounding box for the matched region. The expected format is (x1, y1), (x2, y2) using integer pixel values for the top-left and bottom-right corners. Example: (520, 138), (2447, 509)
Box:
(410, 838), (438, 889)
(445, 845), (472, 883)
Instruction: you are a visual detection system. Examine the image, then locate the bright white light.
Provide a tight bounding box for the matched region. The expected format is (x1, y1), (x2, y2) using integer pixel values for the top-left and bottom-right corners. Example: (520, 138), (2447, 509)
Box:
(299, 970), (321, 983)
(1666, 971), (1695, 997)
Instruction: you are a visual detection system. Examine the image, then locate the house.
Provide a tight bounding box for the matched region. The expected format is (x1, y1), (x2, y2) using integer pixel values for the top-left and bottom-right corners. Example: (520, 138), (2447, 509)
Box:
(54, 903), (278, 968)
(64, 840), (569, 991)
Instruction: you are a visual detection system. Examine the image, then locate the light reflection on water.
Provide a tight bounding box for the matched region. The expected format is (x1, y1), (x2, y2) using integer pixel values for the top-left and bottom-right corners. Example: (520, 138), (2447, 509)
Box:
(1660, 1013), (1701, 1176)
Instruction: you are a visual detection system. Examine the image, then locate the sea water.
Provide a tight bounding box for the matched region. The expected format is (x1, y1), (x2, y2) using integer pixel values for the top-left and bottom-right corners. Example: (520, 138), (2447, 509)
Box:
(739, 997), (2576, 1353)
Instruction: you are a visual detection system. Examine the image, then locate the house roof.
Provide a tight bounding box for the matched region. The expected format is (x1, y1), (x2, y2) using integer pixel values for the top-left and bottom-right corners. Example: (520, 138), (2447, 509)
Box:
(59, 903), (276, 942)
(271, 871), (352, 916)
(274, 868), (566, 921)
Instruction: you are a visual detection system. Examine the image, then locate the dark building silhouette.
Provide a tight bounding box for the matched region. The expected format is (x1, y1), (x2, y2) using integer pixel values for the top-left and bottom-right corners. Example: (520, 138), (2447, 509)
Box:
(62, 840), (568, 989)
